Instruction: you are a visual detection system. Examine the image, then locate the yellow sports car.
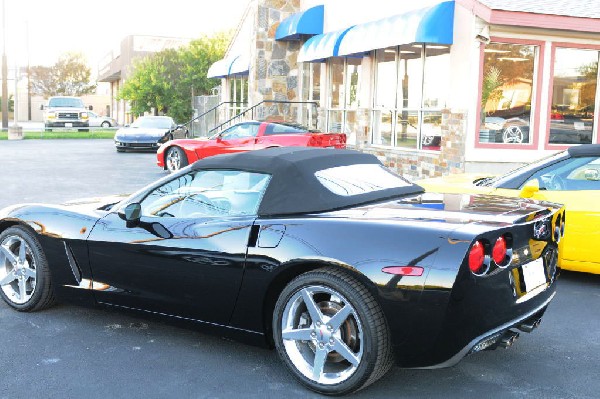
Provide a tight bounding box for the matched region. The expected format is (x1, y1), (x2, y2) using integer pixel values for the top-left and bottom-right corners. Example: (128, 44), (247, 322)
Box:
(418, 144), (600, 274)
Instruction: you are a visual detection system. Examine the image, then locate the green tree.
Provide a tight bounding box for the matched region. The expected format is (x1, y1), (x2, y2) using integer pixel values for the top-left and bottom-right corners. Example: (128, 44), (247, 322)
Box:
(30, 52), (96, 97)
(0, 95), (14, 112)
(118, 32), (230, 123)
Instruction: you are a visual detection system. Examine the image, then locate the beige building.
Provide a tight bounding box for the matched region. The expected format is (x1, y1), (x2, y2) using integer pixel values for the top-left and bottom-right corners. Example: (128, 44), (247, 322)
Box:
(97, 35), (192, 125)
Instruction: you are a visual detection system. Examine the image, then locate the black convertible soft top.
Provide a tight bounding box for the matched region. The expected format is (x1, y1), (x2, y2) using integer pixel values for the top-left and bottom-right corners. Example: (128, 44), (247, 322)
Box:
(191, 147), (424, 216)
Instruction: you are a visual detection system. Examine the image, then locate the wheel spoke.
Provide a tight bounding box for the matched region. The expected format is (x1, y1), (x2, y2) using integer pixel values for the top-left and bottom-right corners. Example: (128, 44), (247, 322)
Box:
(18, 277), (28, 300)
(327, 304), (353, 331)
(0, 270), (17, 286)
(312, 346), (328, 381)
(18, 238), (27, 263)
(23, 267), (36, 279)
(0, 244), (17, 264)
(301, 288), (323, 323)
(282, 328), (313, 342)
(332, 337), (360, 366)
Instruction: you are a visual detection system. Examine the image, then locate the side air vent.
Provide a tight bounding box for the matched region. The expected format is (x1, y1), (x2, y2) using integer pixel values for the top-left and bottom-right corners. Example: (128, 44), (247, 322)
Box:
(63, 241), (82, 283)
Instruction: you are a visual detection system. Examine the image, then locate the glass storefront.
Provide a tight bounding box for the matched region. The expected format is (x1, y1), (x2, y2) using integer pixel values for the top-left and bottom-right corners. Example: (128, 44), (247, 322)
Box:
(372, 44), (449, 151)
(326, 57), (363, 144)
(549, 48), (598, 145)
(479, 42), (537, 145)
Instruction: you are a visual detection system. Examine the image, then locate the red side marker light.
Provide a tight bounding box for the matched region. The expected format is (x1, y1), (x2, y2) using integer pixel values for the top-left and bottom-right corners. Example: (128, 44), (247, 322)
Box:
(381, 266), (424, 276)
(469, 241), (485, 273)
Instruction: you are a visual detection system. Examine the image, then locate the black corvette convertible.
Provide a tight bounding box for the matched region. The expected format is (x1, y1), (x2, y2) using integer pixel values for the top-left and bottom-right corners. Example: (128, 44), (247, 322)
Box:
(0, 148), (564, 395)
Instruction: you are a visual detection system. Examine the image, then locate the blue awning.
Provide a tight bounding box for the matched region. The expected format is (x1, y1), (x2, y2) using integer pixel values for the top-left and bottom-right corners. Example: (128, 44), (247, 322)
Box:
(297, 27), (354, 63)
(276, 5), (324, 41)
(337, 1), (454, 57)
(207, 55), (249, 78)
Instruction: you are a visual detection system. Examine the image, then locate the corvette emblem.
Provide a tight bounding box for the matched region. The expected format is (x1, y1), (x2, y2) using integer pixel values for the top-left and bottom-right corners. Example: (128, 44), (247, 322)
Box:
(533, 219), (551, 240)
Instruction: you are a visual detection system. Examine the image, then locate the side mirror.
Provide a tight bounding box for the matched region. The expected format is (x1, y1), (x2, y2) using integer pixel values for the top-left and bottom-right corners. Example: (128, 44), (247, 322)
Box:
(88, 105), (93, 111)
(520, 179), (540, 198)
(583, 169), (600, 181)
(118, 203), (142, 227)
(40, 104), (45, 110)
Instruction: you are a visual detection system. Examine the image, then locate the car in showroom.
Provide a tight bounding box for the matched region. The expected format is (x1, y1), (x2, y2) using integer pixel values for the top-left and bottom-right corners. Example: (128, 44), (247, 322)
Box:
(417, 144), (600, 274)
(88, 111), (117, 128)
(482, 114), (591, 144)
(114, 116), (188, 152)
(157, 121), (347, 172)
(0, 147), (563, 395)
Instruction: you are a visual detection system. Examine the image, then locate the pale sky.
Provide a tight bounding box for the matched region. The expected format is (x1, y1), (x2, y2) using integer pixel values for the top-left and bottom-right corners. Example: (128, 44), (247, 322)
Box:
(1, 0), (250, 76)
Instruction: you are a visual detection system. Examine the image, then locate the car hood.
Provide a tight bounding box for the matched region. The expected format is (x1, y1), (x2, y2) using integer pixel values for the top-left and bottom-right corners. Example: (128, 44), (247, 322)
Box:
(61, 194), (129, 211)
(416, 173), (497, 194)
(115, 127), (168, 138)
(46, 107), (85, 112)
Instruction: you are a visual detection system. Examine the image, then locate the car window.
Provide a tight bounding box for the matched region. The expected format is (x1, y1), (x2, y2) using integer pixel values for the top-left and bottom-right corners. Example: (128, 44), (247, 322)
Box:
(524, 156), (600, 191)
(220, 123), (260, 139)
(264, 123), (308, 135)
(139, 170), (271, 218)
(315, 164), (412, 196)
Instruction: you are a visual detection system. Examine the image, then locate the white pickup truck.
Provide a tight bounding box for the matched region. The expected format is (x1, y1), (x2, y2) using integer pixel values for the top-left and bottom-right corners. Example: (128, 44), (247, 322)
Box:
(41, 96), (92, 131)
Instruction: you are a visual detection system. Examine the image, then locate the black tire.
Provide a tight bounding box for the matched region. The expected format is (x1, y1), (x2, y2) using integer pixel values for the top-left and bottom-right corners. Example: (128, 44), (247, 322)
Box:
(101, 121), (111, 128)
(273, 268), (393, 395)
(0, 226), (56, 312)
(165, 146), (188, 173)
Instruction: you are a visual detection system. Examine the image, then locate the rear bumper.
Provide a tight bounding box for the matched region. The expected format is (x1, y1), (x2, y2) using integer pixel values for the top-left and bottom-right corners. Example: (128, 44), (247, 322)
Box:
(418, 290), (555, 369)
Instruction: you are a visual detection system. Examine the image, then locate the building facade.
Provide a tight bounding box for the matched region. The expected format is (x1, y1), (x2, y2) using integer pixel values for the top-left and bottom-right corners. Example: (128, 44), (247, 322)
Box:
(97, 35), (192, 125)
(209, 0), (600, 178)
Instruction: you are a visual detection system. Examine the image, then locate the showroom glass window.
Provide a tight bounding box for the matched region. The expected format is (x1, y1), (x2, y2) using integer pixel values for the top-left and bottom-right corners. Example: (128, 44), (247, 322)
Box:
(326, 57), (363, 144)
(480, 42), (537, 144)
(372, 44), (449, 150)
(301, 62), (321, 129)
(549, 48), (598, 145)
(228, 76), (248, 120)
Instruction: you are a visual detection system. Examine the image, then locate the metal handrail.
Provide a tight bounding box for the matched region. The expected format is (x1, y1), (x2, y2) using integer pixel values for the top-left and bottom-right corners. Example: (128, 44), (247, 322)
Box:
(178, 101), (240, 128)
(207, 100), (319, 135)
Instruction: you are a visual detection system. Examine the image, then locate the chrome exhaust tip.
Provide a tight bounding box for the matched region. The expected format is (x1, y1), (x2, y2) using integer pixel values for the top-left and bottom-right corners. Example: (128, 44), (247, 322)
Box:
(518, 318), (542, 333)
(497, 330), (520, 349)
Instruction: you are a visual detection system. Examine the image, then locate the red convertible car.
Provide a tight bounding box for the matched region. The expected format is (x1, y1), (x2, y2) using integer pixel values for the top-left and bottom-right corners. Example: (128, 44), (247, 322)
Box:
(157, 121), (347, 172)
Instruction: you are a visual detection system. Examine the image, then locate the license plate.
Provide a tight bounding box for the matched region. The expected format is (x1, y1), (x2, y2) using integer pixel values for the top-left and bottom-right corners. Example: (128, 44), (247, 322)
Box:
(522, 257), (546, 291)
(65, 122), (73, 127)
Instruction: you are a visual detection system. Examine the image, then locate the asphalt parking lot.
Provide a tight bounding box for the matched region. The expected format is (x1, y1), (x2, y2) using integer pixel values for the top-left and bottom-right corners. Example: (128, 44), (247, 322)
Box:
(1, 139), (599, 398)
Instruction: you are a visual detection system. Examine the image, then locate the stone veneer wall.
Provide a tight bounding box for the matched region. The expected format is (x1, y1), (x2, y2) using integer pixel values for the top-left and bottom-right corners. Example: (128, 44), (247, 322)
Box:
(251, 0), (302, 120)
(353, 109), (467, 180)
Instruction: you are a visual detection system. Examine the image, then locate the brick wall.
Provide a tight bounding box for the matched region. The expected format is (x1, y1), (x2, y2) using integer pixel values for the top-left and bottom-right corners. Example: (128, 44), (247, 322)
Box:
(352, 109), (467, 180)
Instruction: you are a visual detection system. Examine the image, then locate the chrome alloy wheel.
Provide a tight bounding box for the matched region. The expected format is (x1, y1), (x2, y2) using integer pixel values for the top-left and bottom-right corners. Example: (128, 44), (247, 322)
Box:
(166, 148), (181, 172)
(280, 285), (363, 385)
(0, 235), (37, 304)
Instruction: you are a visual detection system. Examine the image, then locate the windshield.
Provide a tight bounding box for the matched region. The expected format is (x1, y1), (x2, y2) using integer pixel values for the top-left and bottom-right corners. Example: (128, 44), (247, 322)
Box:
(485, 151), (568, 188)
(131, 117), (173, 129)
(48, 97), (85, 108)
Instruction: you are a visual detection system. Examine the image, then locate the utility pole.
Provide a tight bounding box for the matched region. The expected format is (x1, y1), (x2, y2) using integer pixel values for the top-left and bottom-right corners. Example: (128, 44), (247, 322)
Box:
(2, 0), (8, 130)
(26, 20), (31, 121)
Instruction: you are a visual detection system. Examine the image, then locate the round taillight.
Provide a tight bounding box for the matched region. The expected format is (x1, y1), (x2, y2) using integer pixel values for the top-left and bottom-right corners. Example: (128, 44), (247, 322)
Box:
(492, 236), (507, 265)
(469, 241), (485, 273)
